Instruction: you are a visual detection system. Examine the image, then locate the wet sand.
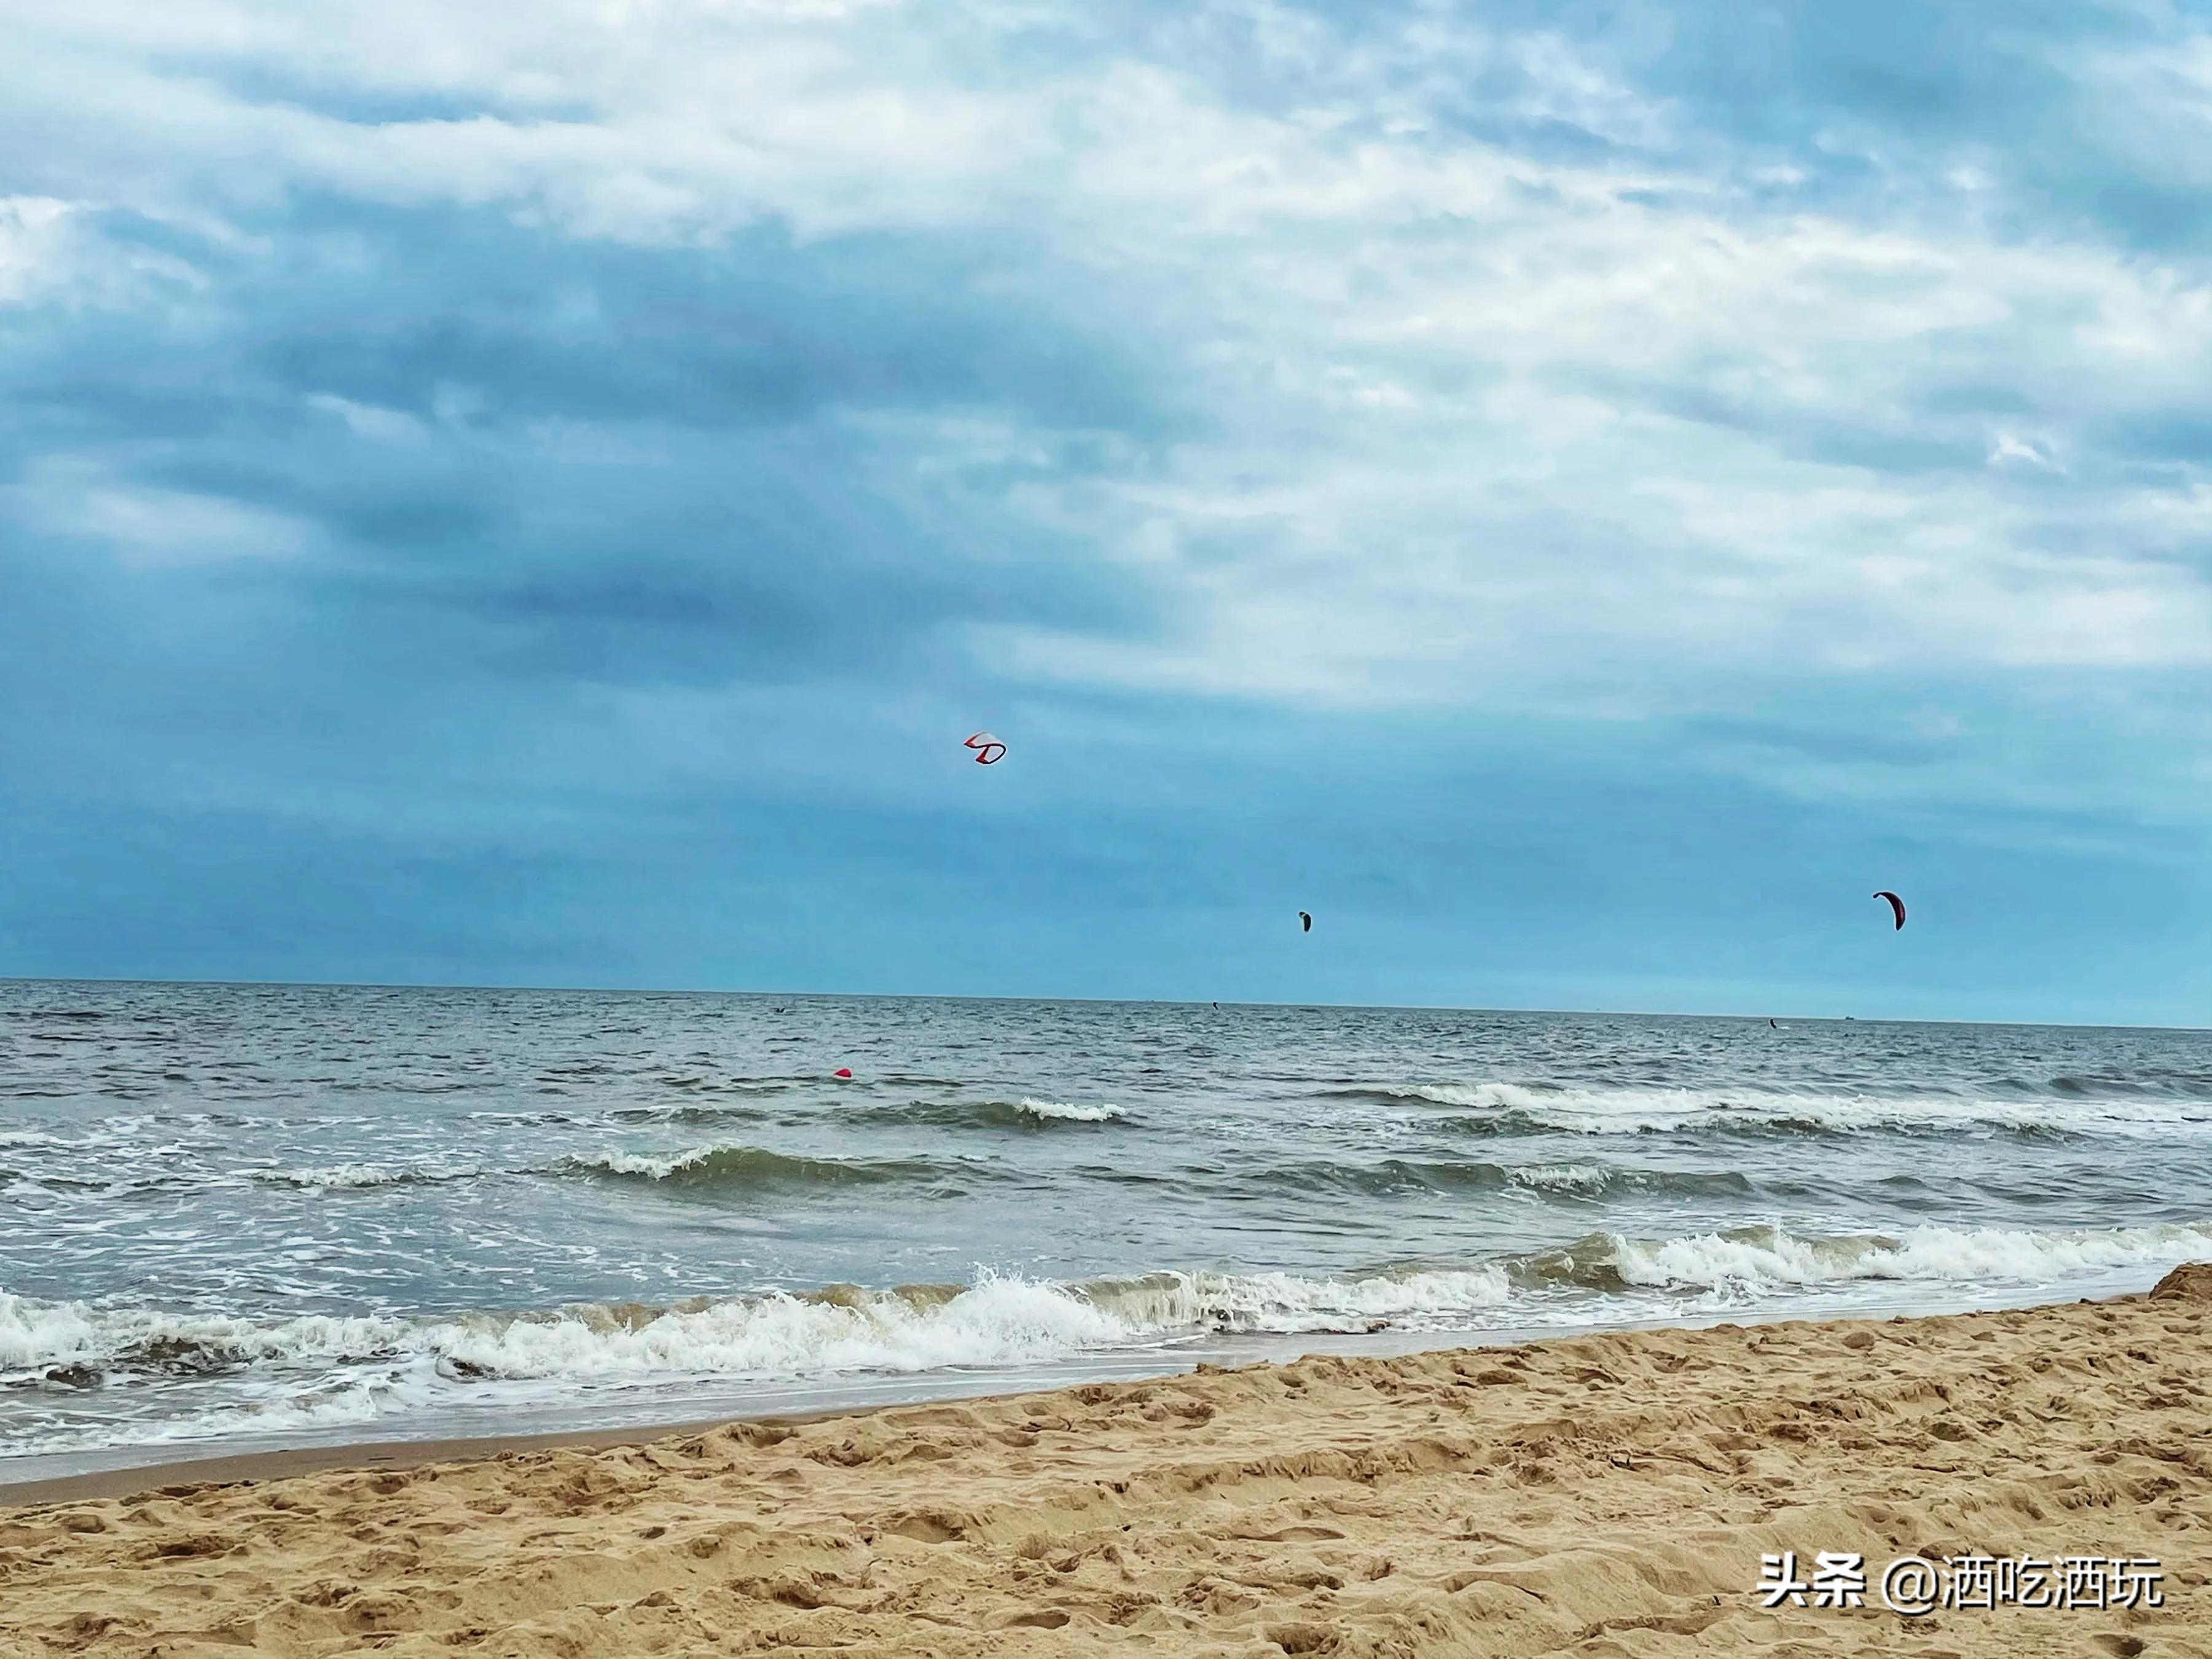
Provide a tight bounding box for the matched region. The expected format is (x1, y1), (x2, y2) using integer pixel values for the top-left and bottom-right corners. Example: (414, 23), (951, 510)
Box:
(0, 1418), (747, 1511)
(3, 1269), (2208, 1657)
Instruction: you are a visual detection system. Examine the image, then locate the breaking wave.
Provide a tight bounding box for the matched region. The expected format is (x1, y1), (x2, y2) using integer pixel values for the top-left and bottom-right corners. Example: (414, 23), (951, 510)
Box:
(1078, 1266), (1511, 1335)
(0, 1263), (1507, 1405)
(1247, 1156), (1753, 1200)
(1, 1294), (411, 1381)
(1016, 1097), (1123, 1124)
(603, 1104), (777, 1127)
(9, 1217), (2202, 1403)
(250, 1163), (484, 1192)
(6, 1212), (2206, 1457)
(559, 1144), (981, 1190)
(845, 1097), (1126, 1130)
(1336, 1080), (2212, 1139)
(1517, 1220), (2212, 1298)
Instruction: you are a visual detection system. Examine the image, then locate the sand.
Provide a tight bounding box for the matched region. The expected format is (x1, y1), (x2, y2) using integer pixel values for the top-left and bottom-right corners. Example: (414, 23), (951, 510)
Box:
(4, 1271), (2209, 1658)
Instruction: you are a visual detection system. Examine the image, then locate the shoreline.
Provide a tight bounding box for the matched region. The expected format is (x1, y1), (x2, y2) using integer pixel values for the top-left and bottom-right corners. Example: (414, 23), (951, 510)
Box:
(0, 1416), (752, 1510)
(0, 1275), (2184, 1512)
(4, 1273), (2208, 1654)
(0, 1277), (2141, 1510)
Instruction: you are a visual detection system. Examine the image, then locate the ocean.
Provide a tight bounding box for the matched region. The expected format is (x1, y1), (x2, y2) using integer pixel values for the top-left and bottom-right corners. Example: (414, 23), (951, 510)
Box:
(2, 979), (2208, 1482)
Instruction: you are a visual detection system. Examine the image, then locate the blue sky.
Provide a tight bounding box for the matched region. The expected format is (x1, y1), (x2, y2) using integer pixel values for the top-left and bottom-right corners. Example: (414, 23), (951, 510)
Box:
(1, 1), (2208, 1024)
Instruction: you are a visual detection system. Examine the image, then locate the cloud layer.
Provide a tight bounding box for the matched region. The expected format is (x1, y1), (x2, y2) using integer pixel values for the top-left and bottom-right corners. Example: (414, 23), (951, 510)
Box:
(2, 0), (2207, 1019)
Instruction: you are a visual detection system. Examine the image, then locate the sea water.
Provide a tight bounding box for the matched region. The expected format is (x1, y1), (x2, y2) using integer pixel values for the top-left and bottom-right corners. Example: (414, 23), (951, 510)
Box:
(2, 981), (2208, 1480)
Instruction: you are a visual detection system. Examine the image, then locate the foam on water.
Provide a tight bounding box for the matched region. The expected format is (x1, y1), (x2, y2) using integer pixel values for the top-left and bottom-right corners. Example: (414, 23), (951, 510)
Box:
(250, 1163), (484, 1191)
(1081, 1265), (1513, 1334)
(7, 1209), (2210, 1464)
(841, 1097), (1128, 1131)
(1598, 1220), (2212, 1298)
(434, 1273), (1131, 1381)
(0, 1293), (411, 1376)
(1360, 1080), (2212, 1138)
(1, 1264), (1496, 1392)
(1016, 1097), (1123, 1123)
(10, 1215), (2205, 1395)
(5, 981), (2208, 1472)
(559, 1145), (962, 1188)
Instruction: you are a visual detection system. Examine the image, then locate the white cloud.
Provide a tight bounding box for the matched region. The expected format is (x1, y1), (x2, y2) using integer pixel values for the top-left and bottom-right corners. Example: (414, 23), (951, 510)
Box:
(0, 195), (76, 305)
(1987, 431), (2061, 471)
(307, 393), (429, 444)
(0, 194), (205, 308)
(3, 0), (2210, 730)
(5, 457), (316, 568)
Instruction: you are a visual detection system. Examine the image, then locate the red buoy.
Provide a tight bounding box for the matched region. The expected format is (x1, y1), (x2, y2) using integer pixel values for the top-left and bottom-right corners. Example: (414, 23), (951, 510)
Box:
(833, 1067), (853, 1080)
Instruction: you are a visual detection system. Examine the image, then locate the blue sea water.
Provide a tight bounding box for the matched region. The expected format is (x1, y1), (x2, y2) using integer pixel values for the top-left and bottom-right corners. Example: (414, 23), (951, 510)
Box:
(2, 980), (2208, 1480)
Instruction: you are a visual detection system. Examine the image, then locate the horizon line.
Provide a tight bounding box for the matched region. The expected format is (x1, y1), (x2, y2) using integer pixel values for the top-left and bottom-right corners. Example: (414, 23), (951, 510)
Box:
(2, 973), (2203, 1034)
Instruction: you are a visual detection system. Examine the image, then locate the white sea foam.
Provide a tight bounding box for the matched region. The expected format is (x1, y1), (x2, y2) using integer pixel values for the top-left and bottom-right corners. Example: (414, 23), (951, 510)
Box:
(1380, 1081), (2211, 1138)
(1508, 1161), (1613, 1194)
(251, 1163), (482, 1191)
(1082, 1266), (1513, 1335)
(431, 1272), (1132, 1381)
(2, 1373), (427, 1458)
(6, 1214), (2208, 1461)
(13, 1217), (2204, 1394)
(0, 1292), (410, 1373)
(1603, 1220), (2212, 1297)
(0, 1263), (1508, 1392)
(0, 1292), (101, 1371)
(557, 1145), (924, 1185)
(568, 1147), (707, 1180)
(1016, 1098), (1123, 1123)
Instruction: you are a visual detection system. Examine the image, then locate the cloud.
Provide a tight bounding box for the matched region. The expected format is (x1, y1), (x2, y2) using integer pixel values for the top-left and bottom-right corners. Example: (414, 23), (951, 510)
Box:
(0, 0), (2207, 1010)
(4, 455), (316, 567)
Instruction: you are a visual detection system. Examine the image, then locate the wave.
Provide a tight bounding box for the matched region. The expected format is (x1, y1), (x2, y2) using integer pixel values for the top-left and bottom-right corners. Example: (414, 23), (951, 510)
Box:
(6, 1138), (1003, 1204)
(1249, 1156), (1754, 1201)
(4, 1217), (2205, 1433)
(1510, 1161), (1754, 1199)
(249, 1163), (484, 1192)
(1515, 1219), (2212, 1298)
(601, 1104), (777, 1128)
(1077, 1266), (1510, 1336)
(1, 1293), (410, 1379)
(429, 1275), (1134, 1381)
(0, 1265), (1509, 1395)
(1016, 1097), (1123, 1124)
(559, 1144), (978, 1190)
(845, 1097), (1126, 1130)
(1336, 1081), (2212, 1139)
(1246, 1157), (1510, 1196)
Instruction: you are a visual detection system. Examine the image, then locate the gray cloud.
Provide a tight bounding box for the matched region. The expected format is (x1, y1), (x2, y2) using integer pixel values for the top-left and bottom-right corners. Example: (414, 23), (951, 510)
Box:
(0, 0), (2206, 1013)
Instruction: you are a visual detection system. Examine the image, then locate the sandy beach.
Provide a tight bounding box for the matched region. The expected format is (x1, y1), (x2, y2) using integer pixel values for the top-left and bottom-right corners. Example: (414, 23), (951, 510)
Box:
(3, 1272), (2206, 1658)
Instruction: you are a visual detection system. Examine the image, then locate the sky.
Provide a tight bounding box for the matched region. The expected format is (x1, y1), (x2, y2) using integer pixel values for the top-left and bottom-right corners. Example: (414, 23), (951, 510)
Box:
(1, 1), (2208, 1025)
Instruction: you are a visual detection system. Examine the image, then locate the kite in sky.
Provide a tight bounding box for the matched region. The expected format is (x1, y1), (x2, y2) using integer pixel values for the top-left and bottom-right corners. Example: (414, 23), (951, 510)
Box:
(963, 732), (1006, 764)
(1298, 911), (1312, 933)
(1873, 891), (1907, 930)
